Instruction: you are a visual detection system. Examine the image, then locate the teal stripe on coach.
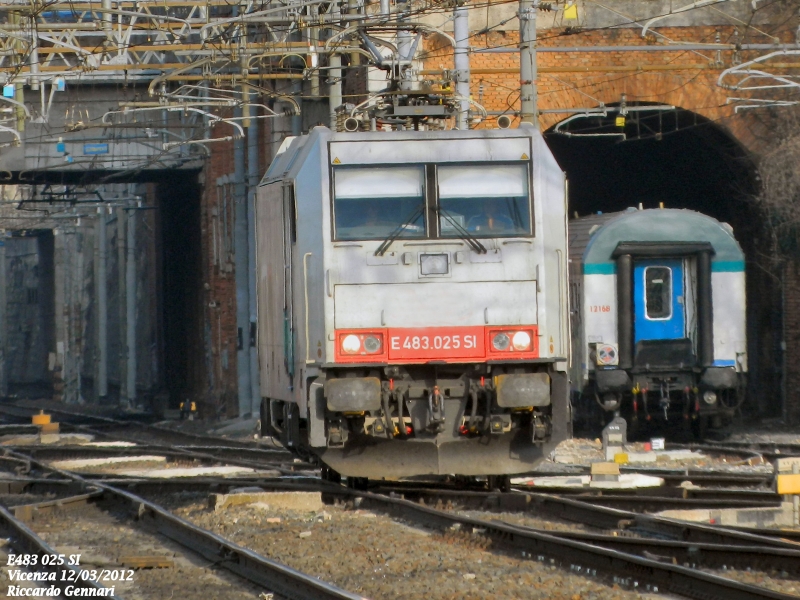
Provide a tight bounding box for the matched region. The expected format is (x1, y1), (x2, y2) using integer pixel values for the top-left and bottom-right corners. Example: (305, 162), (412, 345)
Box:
(585, 260), (744, 275)
(584, 263), (616, 275)
(711, 260), (745, 272)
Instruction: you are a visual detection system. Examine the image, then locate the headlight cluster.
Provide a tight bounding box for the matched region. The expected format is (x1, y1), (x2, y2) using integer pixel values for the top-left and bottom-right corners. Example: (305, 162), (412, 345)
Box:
(702, 390), (717, 405)
(490, 330), (532, 352)
(340, 333), (383, 355)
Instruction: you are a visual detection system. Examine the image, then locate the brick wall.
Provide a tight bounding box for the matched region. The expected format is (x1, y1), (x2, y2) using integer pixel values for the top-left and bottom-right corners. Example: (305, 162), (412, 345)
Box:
(199, 120), (239, 418)
(196, 114), (281, 418)
(424, 25), (795, 152)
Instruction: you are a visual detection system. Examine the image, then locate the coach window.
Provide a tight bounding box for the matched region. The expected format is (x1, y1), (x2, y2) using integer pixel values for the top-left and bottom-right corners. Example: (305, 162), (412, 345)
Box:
(333, 166), (426, 240)
(437, 164), (531, 237)
(645, 266), (672, 319)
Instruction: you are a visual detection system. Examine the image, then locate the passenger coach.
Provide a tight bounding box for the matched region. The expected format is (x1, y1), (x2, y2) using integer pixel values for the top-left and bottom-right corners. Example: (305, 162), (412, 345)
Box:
(569, 207), (747, 437)
(256, 125), (570, 480)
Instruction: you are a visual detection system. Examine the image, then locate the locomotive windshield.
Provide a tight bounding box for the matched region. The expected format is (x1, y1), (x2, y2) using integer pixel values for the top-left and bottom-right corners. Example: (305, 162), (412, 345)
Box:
(333, 166), (426, 240)
(438, 164), (531, 238)
(332, 163), (532, 241)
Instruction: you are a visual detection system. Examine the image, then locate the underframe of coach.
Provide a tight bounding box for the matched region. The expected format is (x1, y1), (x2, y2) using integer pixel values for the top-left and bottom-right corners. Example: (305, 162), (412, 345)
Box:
(261, 360), (567, 480)
(591, 242), (744, 437)
(591, 365), (743, 438)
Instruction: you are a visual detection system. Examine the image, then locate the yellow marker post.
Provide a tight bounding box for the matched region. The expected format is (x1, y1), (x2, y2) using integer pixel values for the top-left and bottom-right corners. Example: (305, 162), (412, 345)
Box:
(32, 411), (51, 426)
(777, 474), (800, 495)
(591, 462), (620, 476)
(613, 453), (629, 465)
(777, 461), (800, 525)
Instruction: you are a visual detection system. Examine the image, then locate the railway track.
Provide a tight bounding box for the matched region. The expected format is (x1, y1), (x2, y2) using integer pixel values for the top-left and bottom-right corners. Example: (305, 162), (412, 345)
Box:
(0, 403), (317, 477)
(699, 441), (800, 461)
(3, 449), (798, 600)
(0, 455), (365, 600)
(4, 401), (800, 598)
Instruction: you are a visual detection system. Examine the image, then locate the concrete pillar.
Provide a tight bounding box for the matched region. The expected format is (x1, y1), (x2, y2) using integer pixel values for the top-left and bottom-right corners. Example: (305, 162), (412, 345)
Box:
(125, 207), (137, 407)
(117, 207), (127, 401)
(247, 102), (261, 415)
(95, 208), (108, 401)
(53, 229), (67, 401)
(234, 107), (252, 417)
(0, 235), (7, 397)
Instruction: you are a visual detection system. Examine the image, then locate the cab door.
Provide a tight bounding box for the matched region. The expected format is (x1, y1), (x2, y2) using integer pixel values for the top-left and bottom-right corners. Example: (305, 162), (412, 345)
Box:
(633, 259), (685, 342)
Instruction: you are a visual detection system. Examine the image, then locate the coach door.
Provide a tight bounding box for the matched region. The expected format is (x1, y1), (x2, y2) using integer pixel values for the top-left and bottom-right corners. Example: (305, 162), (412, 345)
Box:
(633, 259), (685, 343)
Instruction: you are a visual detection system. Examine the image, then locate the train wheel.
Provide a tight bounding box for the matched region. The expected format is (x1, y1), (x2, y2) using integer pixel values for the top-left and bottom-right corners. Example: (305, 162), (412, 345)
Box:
(691, 415), (708, 441)
(321, 465), (342, 484)
(487, 475), (511, 493)
(347, 477), (369, 491)
(259, 399), (276, 439)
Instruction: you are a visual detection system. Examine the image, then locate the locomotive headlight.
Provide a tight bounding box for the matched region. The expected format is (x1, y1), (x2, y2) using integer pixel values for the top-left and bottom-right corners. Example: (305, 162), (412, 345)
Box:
(512, 331), (531, 351)
(492, 333), (511, 351)
(341, 334), (361, 354)
(420, 253), (449, 276)
(364, 335), (382, 354)
(703, 391), (718, 405)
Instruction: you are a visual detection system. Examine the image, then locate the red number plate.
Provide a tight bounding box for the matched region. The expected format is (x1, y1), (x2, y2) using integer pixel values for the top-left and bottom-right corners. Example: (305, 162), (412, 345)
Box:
(387, 327), (485, 361)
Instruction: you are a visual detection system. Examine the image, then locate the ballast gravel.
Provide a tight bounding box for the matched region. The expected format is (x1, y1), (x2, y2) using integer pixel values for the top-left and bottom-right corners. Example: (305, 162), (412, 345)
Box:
(154, 491), (668, 600)
(4, 501), (278, 600)
(701, 567), (800, 596)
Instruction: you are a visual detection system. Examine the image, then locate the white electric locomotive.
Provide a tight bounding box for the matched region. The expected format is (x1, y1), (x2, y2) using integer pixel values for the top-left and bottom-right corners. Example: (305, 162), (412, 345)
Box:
(256, 125), (570, 480)
(569, 207), (747, 437)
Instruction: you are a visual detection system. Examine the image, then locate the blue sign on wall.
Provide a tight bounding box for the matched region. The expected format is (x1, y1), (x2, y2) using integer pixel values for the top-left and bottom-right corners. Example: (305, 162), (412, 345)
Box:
(83, 143), (109, 155)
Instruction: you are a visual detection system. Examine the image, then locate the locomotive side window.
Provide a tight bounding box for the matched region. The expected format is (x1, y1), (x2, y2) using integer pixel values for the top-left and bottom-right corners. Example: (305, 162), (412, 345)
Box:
(333, 166), (426, 240)
(437, 164), (531, 238)
(645, 266), (672, 319)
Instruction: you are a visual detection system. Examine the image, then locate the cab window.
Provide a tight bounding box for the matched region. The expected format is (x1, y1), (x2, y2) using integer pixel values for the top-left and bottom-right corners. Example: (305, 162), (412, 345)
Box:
(333, 166), (425, 240)
(437, 164), (531, 238)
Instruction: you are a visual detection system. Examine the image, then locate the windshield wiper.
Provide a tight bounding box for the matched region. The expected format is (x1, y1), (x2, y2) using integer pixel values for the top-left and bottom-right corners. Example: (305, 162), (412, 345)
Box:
(374, 203), (425, 256)
(436, 206), (487, 254)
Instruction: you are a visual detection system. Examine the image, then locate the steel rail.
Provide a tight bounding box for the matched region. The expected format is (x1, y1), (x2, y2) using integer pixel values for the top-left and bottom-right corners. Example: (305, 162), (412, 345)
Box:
(524, 493), (800, 549)
(87, 441), (307, 476)
(351, 492), (795, 600)
(0, 404), (304, 475)
(525, 528), (800, 575)
(5, 450), (366, 600)
(1, 401), (277, 451)
(716, 525), (800, 542)
(8, 442), (291, 462)
(618, 469), (774, 487)
(2, 444), (302, 476)
(0, 503), (116, 597)
(375, 484), (783, 513)
(512, 469), (774, 488)
(92, 483), (368, 600)
(561, 494), (780, 511)
(701, 440), (800, 460)
(9, 488), (104, 521)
